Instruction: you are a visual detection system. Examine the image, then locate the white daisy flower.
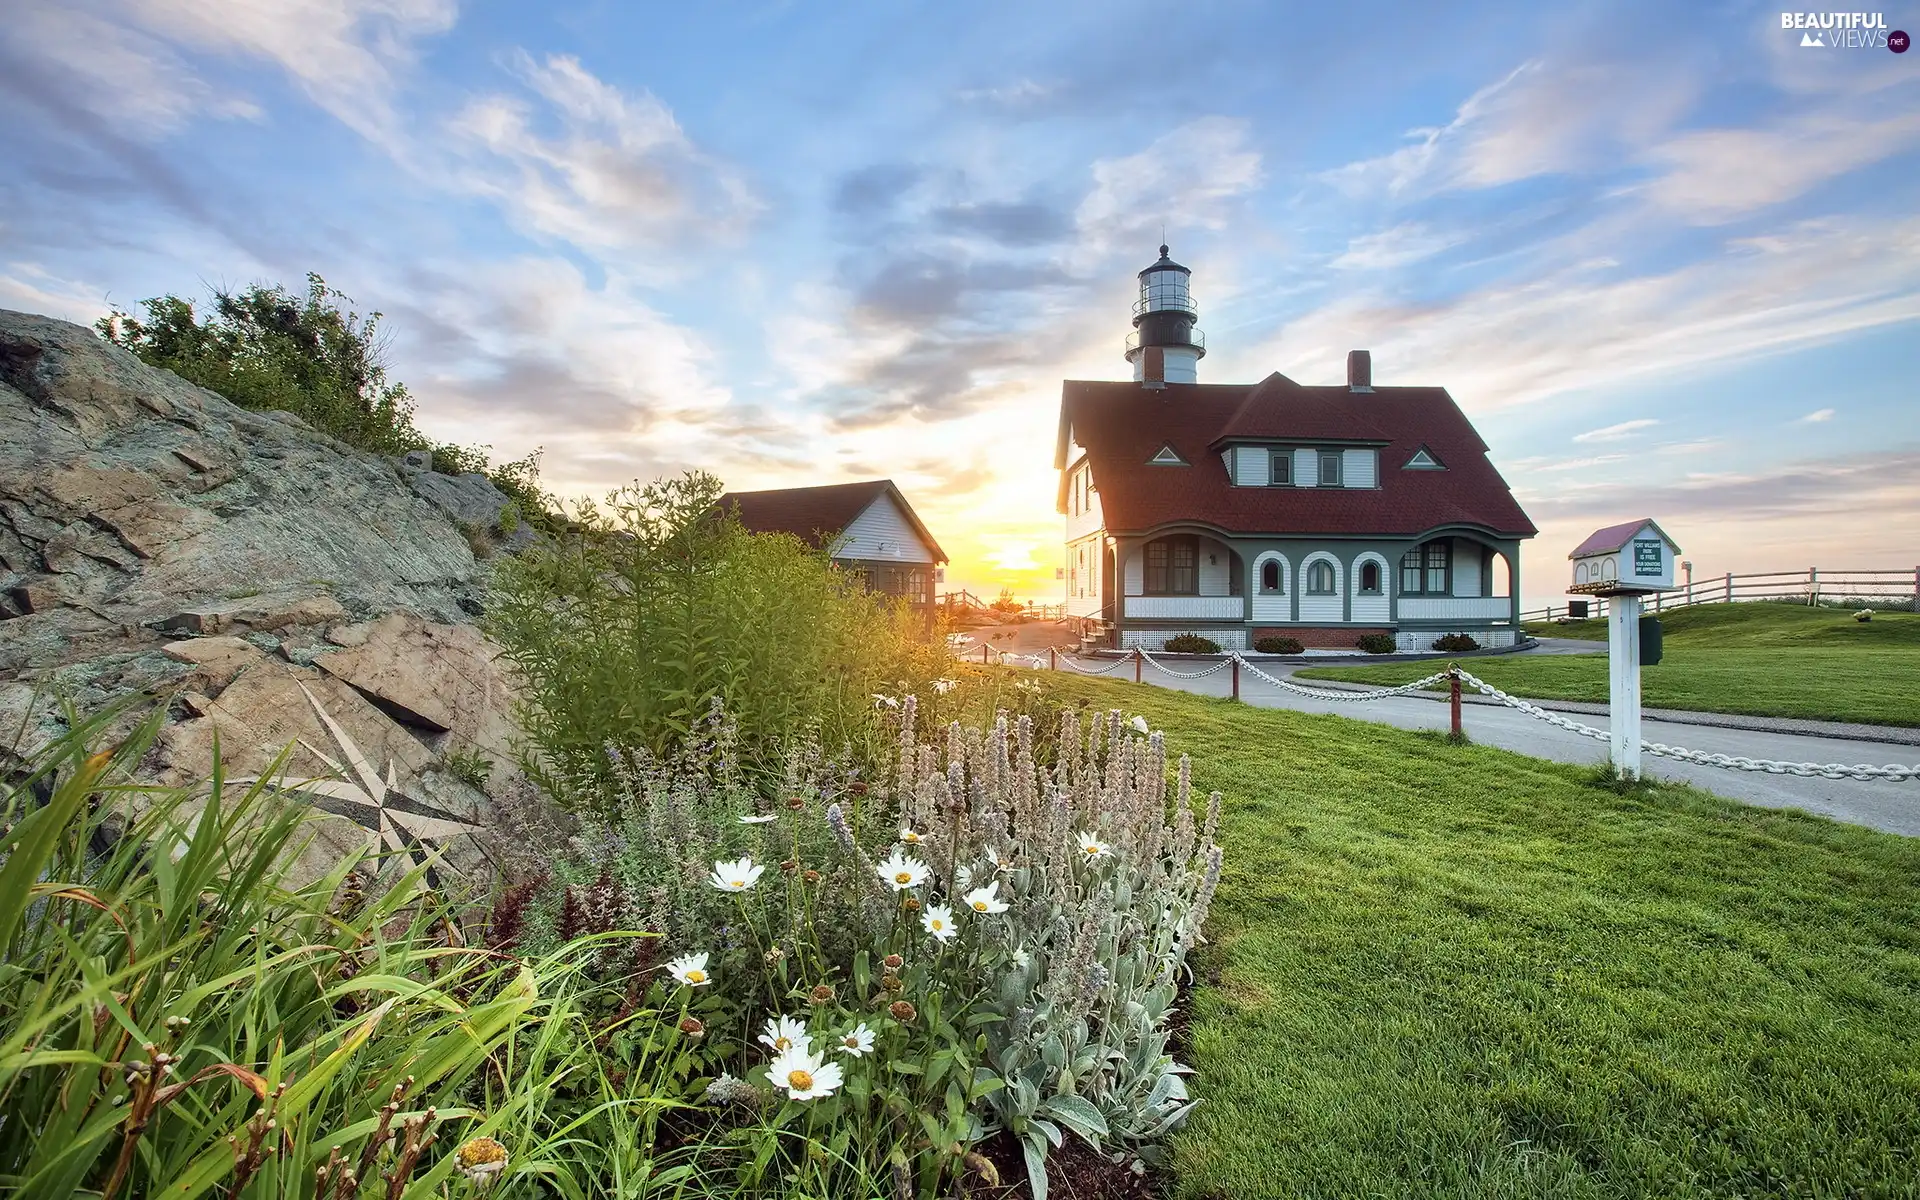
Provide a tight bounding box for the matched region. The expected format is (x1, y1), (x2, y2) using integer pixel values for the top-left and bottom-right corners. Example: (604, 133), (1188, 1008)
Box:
(871, 693), (899, 709)
(1076, 832), (1112, 860)
(666, 952), (711, 987)
(768, 1043), (843, 1101)
(835, 1023), (876, 1057)
(738, 814), (778, 825)
(877, 849), (929, 891)
(955, 863), (974, 891)
(921, 903), (957, 942)
(455, 1137), (508, 1185)
(962, 881), (1009, 915)
(1011, 947), (1031, 969)
(897, 827), (925, 845)
(930, 678), (957, 695)
(1129, 714), (1150, 735)
(709, 857), (765, 892)
(757, 1014), (812, 1055)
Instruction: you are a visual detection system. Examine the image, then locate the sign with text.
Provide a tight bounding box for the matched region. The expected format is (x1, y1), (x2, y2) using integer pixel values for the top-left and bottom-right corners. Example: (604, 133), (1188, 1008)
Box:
(1633, 539), (1663, 577)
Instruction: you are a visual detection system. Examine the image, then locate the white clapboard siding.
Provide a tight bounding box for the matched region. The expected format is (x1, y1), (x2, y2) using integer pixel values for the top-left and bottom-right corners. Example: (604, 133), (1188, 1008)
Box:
(1294, 448), (1318, 488)
(1123, 549), (1143, 594)
(1232, 447), (1269, 486)
(836, 495), (933, 562)
(1351, 554), (1390, 622)
(1452, 538), (1483, 596)
(1197, 537), (1231, 595)
(1123, 596), (1244, 619)
(1342, 448), (1378, 489)
(1298, 553), (1343, 621)
(1064, 470), (1103, 541)
(1399, 597), (1510, 621)
(1250, 553), (1290, 621)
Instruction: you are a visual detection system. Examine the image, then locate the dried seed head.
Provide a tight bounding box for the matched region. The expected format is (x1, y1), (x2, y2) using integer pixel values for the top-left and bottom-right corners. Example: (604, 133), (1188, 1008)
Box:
(678, 1016), (705, 1040)
(883, 953), (903, 970)
(808, 984), (835, 1005)
(889, 1000), (917, 1022)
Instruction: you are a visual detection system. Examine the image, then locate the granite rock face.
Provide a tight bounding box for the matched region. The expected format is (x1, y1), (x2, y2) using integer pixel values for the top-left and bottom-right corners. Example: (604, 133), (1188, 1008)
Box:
(0, 309), (542, 880)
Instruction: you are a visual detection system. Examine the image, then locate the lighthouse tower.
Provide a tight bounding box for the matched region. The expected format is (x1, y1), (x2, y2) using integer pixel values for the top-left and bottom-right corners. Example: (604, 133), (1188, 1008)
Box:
(1124, 245), (1205, 386)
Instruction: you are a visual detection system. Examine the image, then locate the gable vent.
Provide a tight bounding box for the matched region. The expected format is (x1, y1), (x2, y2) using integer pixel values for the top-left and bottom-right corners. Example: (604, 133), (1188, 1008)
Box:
(1404, 446), (1445, 470)
(1148, 444), (1187, 465)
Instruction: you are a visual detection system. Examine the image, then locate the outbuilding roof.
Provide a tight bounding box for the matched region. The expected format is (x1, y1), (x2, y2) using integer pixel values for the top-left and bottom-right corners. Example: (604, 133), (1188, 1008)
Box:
(717, 479), (948, 563)
(1055, 374), (1536, 539)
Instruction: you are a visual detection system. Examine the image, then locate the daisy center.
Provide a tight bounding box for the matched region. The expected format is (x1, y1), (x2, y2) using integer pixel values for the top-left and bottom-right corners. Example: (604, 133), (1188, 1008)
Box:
(1084, 846), (1099, 855)
(774, 1036), (792, 1050)
(729, 880), (745, 888)
(932, 920), (946, 931)
(895, 872), (912, 884)
(787, 1069), (815, 1090)
(843, 1036), (859, 1048)
(686, 970), (706, 983)
(972, 901), (988, 911)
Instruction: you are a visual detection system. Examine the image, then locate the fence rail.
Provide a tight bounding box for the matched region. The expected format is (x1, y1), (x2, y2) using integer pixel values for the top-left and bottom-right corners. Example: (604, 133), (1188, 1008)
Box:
(1522, 567), (1920, 624)
(940, 590), (1067, 621)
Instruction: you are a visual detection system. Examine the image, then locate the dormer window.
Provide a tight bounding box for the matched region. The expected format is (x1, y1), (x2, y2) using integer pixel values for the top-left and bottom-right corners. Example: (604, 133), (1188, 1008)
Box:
(1318, 451), (1343, 487)
(1268, 451), (1291, 486)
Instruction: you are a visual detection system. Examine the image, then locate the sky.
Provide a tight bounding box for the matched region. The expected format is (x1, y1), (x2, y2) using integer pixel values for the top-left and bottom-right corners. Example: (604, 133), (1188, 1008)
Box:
(2, 0), (1917, 609)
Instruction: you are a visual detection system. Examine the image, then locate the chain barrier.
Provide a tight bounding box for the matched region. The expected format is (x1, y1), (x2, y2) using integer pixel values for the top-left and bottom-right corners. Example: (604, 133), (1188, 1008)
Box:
(992, 642), (1918, 781)
(1451, 668), (1920, 782)
(1228, 652), (1451, 702)
(1135, 649), (1234, 680)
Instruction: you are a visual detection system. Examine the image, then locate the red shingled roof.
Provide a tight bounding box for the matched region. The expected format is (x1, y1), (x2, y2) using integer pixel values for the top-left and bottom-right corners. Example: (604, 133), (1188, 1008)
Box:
(717, 479), (948, 562)
(1055, 374), (1536, 538)
(1568, 519), (1679, 558)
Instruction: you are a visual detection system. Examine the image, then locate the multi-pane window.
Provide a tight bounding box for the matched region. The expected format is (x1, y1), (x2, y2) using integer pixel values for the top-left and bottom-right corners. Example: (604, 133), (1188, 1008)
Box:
(1319, 451), (1343, 487)
(1269, 452), (1291, 486)
(1399, 541), (1451, 595)
(1144, 535), (1198, 595)
(1306, 560), (1336, 594)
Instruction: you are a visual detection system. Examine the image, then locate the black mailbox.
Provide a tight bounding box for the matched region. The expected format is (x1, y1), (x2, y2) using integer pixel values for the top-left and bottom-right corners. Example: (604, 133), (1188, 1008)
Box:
(1567, 600), (1590, 619)
(1639, 615), (1663, 666)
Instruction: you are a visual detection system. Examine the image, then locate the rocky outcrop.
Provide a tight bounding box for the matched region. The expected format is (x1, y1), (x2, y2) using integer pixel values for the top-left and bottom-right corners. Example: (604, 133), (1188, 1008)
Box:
(0, 309), (545, 880)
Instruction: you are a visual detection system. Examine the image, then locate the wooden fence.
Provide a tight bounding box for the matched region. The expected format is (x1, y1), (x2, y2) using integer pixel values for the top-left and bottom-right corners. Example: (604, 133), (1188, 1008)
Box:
(1522, 566), (1920, 623)
(940, 591), (1066, 621)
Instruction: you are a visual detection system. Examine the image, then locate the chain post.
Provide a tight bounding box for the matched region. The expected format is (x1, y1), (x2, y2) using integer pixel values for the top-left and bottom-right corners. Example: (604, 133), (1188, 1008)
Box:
(1134, 648), (1143, 683)
(1231, 654), (1241, 701)
(1449, 665), (1462, 739)
(1049, 646), (1057, 671)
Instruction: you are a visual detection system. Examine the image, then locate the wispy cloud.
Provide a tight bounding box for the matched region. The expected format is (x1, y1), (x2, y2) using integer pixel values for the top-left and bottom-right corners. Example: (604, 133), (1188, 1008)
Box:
(1797, 407), (1835, 423)
(447, 52), (760, 256)
(1330, 222), (1465, 271)
(1573, 418), (1659, 443)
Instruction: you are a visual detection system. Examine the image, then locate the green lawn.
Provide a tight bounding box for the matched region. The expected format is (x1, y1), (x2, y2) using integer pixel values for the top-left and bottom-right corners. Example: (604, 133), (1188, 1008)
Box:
(1041, 673), (1920, 1199)
(1298, 602), (1920, 727)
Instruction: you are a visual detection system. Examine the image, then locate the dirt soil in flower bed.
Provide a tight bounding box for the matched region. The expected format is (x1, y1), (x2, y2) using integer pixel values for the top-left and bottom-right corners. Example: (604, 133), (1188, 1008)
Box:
(974, 1132), (1164, 1200)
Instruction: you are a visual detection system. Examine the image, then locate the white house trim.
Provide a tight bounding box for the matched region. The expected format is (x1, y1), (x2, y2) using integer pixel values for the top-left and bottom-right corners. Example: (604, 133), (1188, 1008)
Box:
(1350, 552), (1390, 623)
(835, 495), (935, 562)
(1298, 551), (1343, 622)
(1250, 551), (1291, 622)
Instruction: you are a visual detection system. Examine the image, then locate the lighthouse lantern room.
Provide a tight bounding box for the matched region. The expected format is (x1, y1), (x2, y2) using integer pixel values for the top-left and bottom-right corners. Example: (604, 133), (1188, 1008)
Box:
(1124, 244), (1206, 386)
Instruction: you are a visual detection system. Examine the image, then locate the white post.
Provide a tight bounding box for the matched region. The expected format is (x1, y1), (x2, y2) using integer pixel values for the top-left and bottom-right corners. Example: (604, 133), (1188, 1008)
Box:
(1725, 572), (1733, 604)
(1609, 593), (1643, 781)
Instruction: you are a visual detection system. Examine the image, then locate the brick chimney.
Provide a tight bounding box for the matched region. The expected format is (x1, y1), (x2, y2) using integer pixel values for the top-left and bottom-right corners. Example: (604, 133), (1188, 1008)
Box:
(1347, 350), (1372, 392)
(1141, 345), (1166, 390)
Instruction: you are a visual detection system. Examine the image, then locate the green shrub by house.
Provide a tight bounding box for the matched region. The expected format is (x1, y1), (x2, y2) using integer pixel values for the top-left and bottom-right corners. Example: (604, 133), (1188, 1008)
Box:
(1356, 633), (1396, 654)
(1431, 632), (1479, 652)
(1163, 633), (1221, 654)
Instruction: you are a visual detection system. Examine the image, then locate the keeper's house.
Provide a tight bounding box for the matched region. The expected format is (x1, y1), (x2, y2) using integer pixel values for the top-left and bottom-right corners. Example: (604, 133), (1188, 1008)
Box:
(1057, 246), (1536, 652)
(720, 479), (947, 616)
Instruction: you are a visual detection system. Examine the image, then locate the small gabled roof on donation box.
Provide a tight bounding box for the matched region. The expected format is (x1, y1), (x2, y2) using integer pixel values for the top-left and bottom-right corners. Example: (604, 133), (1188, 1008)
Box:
(1568, 518), (1682, 560)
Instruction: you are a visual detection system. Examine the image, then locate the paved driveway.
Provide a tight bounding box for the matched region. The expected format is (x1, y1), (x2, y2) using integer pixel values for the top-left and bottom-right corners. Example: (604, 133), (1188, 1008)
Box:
(1054, 654), (1920, 838)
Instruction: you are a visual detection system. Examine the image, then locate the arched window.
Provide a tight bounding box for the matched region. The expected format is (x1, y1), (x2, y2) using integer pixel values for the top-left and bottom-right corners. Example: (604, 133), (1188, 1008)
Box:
(1306, 560), (1336, 595)
(1359, 561), (1381, 594)
(1260, 559), (1282, 593)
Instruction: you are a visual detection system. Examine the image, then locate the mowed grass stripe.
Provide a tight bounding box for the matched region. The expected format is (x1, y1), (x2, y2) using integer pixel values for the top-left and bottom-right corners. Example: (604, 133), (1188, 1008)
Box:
(1040, 674), (1920, 1199)
(1298, 602), (1920, 727)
